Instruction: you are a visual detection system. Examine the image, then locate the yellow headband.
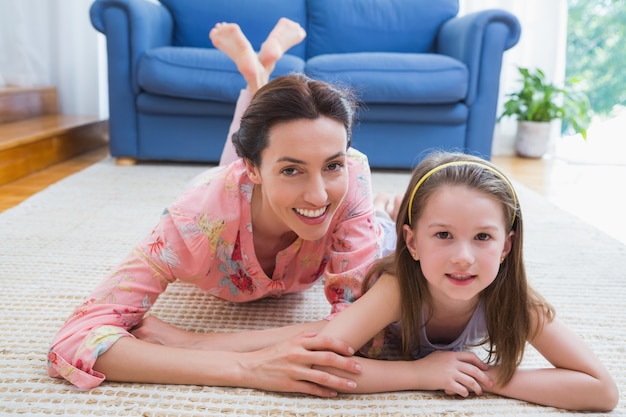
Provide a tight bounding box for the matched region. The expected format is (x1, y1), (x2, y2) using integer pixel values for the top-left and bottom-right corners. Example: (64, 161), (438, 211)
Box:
(407, 161), (518, 226)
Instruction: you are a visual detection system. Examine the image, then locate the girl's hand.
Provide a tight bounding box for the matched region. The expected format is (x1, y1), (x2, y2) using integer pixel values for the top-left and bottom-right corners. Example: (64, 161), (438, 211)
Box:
(419, 350), (492, 397)
(240, 331), (362, 397)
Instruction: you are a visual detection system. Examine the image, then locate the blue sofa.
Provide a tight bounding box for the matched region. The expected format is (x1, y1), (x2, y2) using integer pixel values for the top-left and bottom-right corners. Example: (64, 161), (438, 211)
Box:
(90, 0), (520, 169)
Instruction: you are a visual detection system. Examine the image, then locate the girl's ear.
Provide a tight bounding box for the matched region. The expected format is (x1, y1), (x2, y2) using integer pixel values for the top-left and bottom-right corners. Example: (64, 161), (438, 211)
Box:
(245, 159), (262, 185)
(403, 224), (418, 260)
(501, 230), (515, 261)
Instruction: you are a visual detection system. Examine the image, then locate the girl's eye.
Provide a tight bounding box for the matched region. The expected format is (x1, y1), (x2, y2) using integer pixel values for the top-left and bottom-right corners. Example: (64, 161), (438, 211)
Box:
(436, 231), (451, 239)
(476, 233), (491, 241)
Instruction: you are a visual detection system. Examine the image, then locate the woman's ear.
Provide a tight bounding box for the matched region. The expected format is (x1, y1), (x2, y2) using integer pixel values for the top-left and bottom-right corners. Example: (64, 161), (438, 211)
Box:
(244, 159), (262, 184)
(403, 224), (419, 261)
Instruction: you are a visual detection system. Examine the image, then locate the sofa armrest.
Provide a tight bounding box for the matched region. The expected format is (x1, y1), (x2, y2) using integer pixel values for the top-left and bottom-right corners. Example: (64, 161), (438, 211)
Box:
(436, 9), (520, 159)
(437, 9), (521, 105)
(90, 0), (173, 158)
(90, 0), (173, 93)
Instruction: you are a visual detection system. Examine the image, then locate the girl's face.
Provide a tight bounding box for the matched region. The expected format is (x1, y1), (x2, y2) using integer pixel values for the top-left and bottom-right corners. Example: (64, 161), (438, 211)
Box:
(246, 116), (349, 241)
(404, 185), (513, 304)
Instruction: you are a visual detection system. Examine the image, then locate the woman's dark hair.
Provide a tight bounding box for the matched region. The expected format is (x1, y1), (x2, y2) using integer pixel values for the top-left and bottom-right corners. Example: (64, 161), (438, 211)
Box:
(232, 73), (357, 166)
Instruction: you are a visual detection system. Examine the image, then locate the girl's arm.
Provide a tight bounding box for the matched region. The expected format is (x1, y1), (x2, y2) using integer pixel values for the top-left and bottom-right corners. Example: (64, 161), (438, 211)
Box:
(318, 273), (403, 349)
(319, 350), (492, 396)
(317, 274), (493, 396)
(93, 331), (362, 398)
(483, 313), (619, 411)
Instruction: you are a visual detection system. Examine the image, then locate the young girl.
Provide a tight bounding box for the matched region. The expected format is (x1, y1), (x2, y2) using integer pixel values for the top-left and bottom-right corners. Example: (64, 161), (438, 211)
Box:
(47, 20), (396, 397)
(315, 151), (618, 411)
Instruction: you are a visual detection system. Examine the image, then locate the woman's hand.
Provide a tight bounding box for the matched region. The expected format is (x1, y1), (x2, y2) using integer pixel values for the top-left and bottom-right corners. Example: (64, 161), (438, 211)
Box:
(239, 331), (361, 397)
(417, 350), (492, 397)
(132, 318), (361, 397)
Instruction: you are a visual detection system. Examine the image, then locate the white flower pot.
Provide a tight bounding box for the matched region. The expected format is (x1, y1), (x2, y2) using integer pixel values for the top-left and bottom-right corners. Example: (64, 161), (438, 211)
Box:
(514, 121), (553, 158)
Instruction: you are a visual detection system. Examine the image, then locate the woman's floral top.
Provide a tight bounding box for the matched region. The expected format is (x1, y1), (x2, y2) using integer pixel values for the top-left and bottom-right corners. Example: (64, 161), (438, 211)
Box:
(47, 148), (383, 390)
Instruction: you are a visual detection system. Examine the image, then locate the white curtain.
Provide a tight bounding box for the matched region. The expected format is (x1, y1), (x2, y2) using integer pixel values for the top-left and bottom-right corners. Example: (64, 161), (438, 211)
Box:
(460, 0), (569, 155)
(0, 1), (50, 87)
(0, 0), (104, 117)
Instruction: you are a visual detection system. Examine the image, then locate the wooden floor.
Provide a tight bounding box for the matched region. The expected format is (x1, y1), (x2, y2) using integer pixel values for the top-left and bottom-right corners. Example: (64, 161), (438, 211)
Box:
(1, 144), (625, 246)
(494, 154), (626, 246)
(0, 145), (109, 212)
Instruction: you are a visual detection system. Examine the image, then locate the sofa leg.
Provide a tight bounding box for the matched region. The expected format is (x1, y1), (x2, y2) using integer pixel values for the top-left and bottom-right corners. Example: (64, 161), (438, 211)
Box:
(116, 157), (137, 166)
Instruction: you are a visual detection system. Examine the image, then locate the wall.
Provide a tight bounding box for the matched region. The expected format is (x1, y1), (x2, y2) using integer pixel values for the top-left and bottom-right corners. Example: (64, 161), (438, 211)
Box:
(0, 0), (103, 117)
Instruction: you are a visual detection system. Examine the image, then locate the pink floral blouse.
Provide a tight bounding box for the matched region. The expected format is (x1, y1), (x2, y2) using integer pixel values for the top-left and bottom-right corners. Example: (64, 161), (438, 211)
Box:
(47, 148), (384, 390)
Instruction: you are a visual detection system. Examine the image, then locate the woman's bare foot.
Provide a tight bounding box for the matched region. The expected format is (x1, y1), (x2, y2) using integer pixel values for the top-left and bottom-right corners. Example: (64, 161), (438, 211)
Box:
(374, 193), (403, 222)
(209, 22), (265, 92)
(258, 18), (306, 74)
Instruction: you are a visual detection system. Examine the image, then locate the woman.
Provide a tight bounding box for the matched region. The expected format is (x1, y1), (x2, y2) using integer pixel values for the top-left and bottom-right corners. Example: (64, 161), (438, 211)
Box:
(47, 20), (396, 397)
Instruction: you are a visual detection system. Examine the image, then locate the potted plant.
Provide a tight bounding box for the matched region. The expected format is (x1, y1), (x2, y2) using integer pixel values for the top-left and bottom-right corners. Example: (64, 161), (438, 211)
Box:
(498, 66), (592, 158)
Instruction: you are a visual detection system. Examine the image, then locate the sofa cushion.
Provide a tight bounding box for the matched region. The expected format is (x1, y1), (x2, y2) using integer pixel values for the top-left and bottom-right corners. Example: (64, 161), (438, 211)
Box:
(305, 53), (467, 104)
(306, 0), (458, 57)
(159, 0), (307, 58)
(138, 47), (305, 102)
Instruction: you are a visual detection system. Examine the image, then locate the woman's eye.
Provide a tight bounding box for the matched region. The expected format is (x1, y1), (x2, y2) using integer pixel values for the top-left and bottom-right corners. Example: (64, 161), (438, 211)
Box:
(326, 162), (344, 172)
(476, 233), (491, 241)
(281, 167), (299, 176)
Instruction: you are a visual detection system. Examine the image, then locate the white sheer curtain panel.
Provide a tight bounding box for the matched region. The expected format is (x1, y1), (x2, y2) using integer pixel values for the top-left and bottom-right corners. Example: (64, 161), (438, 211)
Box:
(0, 0), (104, 116)
(0, 1), (50, 87)
(460, 0), (568, 155)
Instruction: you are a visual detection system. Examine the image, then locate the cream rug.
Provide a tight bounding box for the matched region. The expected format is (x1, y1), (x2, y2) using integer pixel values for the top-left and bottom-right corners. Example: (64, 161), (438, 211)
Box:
(1, 157), (624, 416)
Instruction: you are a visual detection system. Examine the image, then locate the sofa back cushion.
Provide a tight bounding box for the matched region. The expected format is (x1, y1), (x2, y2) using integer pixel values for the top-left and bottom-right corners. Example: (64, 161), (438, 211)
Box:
(305, 53), (467, 104)
(138, 47), (305, 102)
(306, 0), (458, 58)
(159, 0), (307, 58)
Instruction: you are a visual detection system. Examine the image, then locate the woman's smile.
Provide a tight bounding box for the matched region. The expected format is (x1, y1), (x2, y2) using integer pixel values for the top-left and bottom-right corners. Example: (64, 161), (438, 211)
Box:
(294, 205), (329, 221)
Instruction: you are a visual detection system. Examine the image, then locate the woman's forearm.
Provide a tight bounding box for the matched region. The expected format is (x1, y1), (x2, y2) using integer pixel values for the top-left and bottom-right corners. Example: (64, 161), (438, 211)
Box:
(93, 336), (244, 386)
(133, 316), (327, 352)
(192, 321), (328, 351)
(93, 331), (363, 397)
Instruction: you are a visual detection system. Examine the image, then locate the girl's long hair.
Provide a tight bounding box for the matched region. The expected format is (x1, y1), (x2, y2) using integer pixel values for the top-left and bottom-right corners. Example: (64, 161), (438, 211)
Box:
(362, 151), (554, 385)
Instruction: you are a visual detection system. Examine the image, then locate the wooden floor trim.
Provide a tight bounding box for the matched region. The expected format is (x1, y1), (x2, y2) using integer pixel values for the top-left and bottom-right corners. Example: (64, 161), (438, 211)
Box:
(0, 117), (108, 186)
(0, 86), (58, 124)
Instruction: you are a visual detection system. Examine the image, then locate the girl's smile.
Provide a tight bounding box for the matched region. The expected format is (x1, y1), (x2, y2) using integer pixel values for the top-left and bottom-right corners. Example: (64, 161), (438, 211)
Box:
(445, 272), (477, 286)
